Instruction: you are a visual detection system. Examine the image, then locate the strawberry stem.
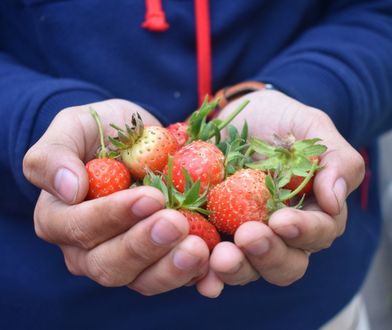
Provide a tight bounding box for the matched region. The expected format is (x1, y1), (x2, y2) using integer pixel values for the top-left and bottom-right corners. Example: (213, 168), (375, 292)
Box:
(90, 108), (107, 158)
(210, 99), (250, 139)
(279, 160), (318, 202)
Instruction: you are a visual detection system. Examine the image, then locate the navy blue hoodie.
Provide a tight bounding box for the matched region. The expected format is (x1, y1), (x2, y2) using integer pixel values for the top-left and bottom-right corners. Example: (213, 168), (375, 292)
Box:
(1, 1), (392, 329)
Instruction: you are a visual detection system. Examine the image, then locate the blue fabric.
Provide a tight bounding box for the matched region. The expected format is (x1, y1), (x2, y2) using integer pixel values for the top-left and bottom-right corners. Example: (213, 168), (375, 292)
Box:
(0, 1), (391, 329)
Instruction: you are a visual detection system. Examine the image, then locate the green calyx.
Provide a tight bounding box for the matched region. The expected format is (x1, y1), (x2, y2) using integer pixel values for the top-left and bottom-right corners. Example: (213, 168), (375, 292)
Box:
(217, 122), (253, 178)
(186, 96), (249, 144)
(264, 160), (319, 214)
(89, 108), (118, 159)
(108, 112), (144, 150)
(143, 156), (210, 215)
(247, 134), (327, 188)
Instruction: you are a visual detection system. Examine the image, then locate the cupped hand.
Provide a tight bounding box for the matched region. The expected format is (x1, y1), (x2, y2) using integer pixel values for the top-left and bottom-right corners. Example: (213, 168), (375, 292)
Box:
(23, 99), (210, 295)
(197, 90), (364, 296)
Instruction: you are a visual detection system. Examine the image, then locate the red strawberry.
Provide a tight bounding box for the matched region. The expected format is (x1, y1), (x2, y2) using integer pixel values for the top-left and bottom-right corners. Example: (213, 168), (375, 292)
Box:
(86, 110), (131, 199)
(207, 169), (271, 235)
(179, 209), (220, 252)
(144, 156), (220, 252)
(167, 122), (189, 148)
(86, 158), (131, 199)
(165, 140), (225, 193)
(248, 134), (326, 196)
(110, 113), (178, 180)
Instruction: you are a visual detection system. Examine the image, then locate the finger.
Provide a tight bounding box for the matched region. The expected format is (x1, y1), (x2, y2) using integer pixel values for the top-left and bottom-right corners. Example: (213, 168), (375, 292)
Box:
(196, 269), (225, 298)
(268, 204), (347, 252)
(34, 187), (165, 250)
(23, 99), (161, 204)
(61, 209), (189, 287)
(235, 221), (309, 286)
(128, 235), (209, 296)
(209, 241), (259, 286)
(305, 111), (365, 215)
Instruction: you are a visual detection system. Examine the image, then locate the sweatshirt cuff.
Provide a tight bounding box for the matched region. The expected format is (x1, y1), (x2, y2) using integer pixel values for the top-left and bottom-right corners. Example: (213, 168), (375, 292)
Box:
(256, 60), (352, 138)
(31, 88), (112, 145)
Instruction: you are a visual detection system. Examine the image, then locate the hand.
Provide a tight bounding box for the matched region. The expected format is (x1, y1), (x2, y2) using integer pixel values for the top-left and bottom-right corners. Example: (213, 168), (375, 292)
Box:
(196, 90), (365, 296)
(23, 99), (210, 295)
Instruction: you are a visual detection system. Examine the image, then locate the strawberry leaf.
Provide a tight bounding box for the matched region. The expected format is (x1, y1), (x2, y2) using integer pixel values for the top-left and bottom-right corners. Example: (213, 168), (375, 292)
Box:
(301, 144), (327, 157)
(293, 138), (322, 151)
(265, 174), (276, 196)
(277, 170), (292, 188)
(250, 137), (277, 157)
(240, 121), (248, 142)
(246, 158), (279, 171)
(183, 180), (201, 206)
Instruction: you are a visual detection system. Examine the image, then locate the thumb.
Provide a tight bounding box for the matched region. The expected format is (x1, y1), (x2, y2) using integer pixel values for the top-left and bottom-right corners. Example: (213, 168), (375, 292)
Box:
(313, 140), (365, 216)
(23, 111), (90, 204)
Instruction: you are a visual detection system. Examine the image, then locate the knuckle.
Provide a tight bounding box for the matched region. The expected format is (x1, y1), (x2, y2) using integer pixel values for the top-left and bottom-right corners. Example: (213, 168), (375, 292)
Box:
(269, 271), (305, 287)
(85, 253), (114, 287)
(312, 108), (332, 123)
(266, 264), (307, 287)
(23, 146), (47, 184)
(128, 283), (156, 296)
(56, 106), (78, 119)
(63, 255), (81, 276)
(322, 239), (334, 250)
(354, 152), (366, 181)
(336, 222), (347, 237)
(123, 235), (155, 266)
(33, 204), (50, 242)
(65, 214), (94, 250)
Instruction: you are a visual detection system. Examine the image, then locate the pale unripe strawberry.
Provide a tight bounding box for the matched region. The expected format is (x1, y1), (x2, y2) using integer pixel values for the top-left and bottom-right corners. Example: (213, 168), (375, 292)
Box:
(110, 113), (178, 180)
(120, 126), (178, 180)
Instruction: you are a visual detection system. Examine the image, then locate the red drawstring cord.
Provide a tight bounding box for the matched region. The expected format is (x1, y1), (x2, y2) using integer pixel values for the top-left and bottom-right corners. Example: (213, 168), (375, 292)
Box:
(142, 0), (212, 106)
(195, 0), (212, 106)
(142, 0), (169, 32)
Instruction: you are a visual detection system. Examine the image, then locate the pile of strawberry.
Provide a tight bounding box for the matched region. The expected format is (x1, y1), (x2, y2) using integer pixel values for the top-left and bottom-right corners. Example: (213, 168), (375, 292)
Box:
(86, 98), (327, 252)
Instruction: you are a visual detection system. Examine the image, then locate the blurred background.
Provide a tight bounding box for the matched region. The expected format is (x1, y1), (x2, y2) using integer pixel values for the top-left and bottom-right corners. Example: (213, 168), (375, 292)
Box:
(362, 131), (392, 329)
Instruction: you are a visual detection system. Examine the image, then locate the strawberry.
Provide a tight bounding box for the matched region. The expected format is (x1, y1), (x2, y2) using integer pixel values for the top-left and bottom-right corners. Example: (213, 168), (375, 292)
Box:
(85, 110), (131, 199)
(109, 113), (178, 180)
(207, 164), (319, 235)
(179, 209), (220, 252)
(86, 158), (131, 199)
(164, 140), (225, 193)
(144, 156), (221, 251)
(247, 134), (327, 196)
(167, 122), (189, 148)
(207, 169), (271, 235)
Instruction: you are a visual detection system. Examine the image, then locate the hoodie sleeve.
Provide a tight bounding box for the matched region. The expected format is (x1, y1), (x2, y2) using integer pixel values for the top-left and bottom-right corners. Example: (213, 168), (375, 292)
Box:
(256, 0), (392, 148)
(0, 52), (112, 195)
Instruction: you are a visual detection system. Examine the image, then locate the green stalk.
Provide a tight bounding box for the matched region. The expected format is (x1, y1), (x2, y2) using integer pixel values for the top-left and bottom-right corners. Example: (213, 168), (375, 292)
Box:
(279, 160), (318, 202)
(208, 99), (250, 139)
(90, 108), (107, 158)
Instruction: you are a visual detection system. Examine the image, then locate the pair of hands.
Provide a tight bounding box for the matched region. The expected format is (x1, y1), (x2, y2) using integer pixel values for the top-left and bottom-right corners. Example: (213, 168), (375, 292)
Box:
(23, 90), (365, 298)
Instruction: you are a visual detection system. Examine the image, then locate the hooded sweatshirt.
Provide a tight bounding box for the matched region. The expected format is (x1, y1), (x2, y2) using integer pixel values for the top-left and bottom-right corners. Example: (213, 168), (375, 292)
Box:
(1, 1), (392, 329)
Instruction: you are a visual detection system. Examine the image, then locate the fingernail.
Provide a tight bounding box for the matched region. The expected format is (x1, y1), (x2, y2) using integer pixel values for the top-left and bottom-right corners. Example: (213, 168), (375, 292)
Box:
(54, 168), (78, 203)
(173, 250), (200, 271)
(151, 219), (183, 246)
(132, 196), (164, 218)
(244, 238), (270, 256)
(333, 178), (347, 212)
(274, 225), (300, 239)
